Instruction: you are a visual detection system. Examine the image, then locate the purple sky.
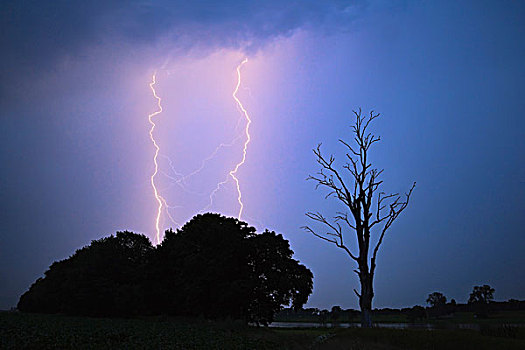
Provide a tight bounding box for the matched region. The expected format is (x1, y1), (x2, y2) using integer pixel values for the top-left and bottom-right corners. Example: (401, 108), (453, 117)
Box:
(1, 0), (525, 310)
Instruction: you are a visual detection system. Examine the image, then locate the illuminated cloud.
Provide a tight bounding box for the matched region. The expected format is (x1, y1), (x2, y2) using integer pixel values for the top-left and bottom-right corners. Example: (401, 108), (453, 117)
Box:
(0, 1), (364, 88)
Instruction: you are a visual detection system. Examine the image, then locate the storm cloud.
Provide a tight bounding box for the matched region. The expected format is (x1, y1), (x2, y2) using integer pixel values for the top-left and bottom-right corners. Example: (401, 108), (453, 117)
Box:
(1, 1), (362, 86)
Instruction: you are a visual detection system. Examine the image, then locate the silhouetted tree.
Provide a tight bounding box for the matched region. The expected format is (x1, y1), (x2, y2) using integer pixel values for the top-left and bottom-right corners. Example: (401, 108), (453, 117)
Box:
(426, 292), (447, 308)
(18, 231), (154, 316)
(317, 309), (330, 325)
(406, 305), (426, 323)
(468, 284), (495, 318)
(304, 109), (415, 328)
(149, 213), (313, 324)
(331, 305), (342, 324)
(426, 292), (448, 318)
(247, 229), (313, 325)
(469, 285), (495, 304)
(150, 214), (255, 318)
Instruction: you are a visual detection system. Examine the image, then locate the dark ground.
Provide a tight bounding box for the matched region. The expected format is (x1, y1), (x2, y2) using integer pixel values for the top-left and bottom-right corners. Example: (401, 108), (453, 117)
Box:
(1, 312), (525, 349)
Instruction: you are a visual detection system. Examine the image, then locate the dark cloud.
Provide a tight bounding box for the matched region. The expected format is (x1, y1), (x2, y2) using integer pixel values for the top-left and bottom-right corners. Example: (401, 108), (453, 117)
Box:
(0, 1), (363, 86)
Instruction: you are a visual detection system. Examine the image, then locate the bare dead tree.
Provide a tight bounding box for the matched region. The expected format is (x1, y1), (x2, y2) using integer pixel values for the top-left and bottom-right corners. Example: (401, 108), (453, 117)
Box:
(303, 109), (415, 328)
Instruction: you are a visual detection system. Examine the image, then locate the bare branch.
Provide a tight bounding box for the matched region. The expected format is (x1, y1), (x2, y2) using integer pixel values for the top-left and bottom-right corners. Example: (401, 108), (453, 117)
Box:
(334, 211), (356, 230)
(310, 145), (354, 207)
(305, 109), (416, 317)
(303, 211), (359, 261)
(302, 226), (338, 245)
(362, 110), (380, 134)
(370, 182), (416, 274)
(339, 139), (360, 157)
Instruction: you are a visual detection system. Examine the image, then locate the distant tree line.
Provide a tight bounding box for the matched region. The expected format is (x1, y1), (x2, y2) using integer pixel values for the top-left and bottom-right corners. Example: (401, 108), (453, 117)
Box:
(18, 213), (313, 325)
(276, 285), (525, 324)
(425, 285), (497, 319)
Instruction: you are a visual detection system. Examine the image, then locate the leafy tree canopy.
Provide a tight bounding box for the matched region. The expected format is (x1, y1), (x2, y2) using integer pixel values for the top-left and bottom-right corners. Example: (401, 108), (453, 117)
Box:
(18, 231), (154, 316)
(468, 285), (495, 304)
(18, 213), (313, 324)
(426, 292), (447, 308)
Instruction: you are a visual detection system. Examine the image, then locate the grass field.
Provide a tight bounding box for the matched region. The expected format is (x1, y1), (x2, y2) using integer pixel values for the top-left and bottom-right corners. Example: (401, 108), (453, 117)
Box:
(1, 311), (525, 349)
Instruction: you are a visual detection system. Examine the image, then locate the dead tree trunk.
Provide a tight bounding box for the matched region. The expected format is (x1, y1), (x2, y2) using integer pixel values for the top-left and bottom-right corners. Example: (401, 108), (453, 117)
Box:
(359, 272), (373, 328)
(304, 109), (415, 328)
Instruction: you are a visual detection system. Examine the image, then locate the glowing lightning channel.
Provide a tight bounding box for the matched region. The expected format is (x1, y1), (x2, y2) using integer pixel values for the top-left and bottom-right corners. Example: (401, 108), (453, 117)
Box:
(148, 73), (166, 245)
(230, 58), (251, 220)
(159, 196), (181, 228)
(204, 58), (252, 217)
(181, 134), (243, 183)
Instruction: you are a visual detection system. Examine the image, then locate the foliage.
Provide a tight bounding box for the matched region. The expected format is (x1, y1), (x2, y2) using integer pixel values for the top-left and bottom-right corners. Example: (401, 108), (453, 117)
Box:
(317, 309), (330, 324)
(331, 306), (342, 323)
(469, 285), (495, 304)
(427, 292), (447, 308)
(247, 229), (313, 324)
(468, 285), (495, 319)
(406, 306), (427, 322)
(17, 213), (313, 324)
(149, 214), (256, 319)
(18, 231), (154, 316)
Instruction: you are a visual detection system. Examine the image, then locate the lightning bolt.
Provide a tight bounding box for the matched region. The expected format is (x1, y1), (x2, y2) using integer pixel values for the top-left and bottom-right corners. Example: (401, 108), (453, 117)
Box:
(148, 72), (166, 245)
(230, 58), (251, 219)
(148, 59), (251, 235)
(204, 58), (251, 219)
(159, 196), (181, 228)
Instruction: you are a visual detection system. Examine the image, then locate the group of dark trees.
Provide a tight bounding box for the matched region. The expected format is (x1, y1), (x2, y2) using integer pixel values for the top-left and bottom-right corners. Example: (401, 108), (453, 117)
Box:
(380, 297), (525, 321)
(276, 284), (522, 324)
(18, 213), (313, 325)
(426, 285), (497, 318)
(276, 297), (525, 324)
(427, 285), (495, 309)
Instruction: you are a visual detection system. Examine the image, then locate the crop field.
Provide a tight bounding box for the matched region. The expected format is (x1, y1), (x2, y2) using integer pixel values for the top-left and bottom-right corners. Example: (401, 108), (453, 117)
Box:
(2, 311), (525, 349)
(0, 312), (310, 349)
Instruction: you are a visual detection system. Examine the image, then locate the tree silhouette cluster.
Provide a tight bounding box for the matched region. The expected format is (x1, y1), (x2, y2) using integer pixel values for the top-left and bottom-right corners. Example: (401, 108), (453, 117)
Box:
(276, 295), (525, 324)
(18, 213), (313, 325)
(425, 286), (497, 318)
